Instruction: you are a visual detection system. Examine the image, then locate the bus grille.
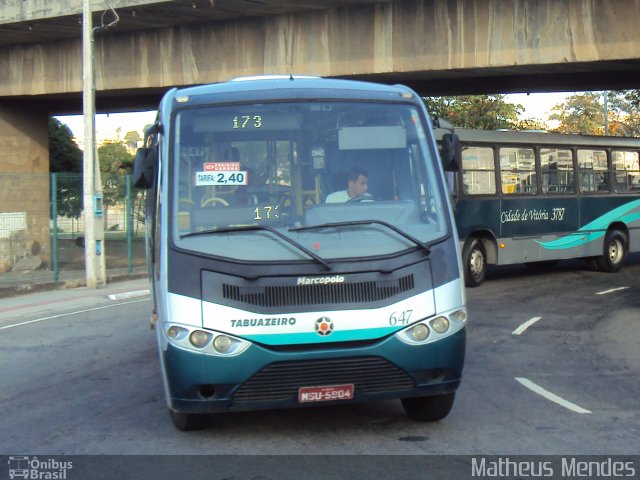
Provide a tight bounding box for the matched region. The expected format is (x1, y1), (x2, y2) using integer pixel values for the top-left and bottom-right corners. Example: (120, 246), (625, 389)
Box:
(223, 274), (414, 308)
(233, 356), (415, 403)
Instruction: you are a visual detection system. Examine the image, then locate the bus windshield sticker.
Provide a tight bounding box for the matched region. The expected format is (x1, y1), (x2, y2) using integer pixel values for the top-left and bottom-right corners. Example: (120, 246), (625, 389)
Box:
(195, 171), (248, 186)
(203, 162), (241, 171)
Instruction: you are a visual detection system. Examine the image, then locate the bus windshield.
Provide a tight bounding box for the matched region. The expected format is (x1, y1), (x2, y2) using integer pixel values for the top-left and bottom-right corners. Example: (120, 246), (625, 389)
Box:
(172, 101), (448, 262)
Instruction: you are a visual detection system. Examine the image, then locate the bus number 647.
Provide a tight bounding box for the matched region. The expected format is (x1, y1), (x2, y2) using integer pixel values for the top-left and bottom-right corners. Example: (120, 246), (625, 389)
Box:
(389, 309), (413, 326)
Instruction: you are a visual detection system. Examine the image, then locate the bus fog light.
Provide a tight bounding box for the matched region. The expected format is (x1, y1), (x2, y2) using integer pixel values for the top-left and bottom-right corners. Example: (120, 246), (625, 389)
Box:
(430, 316), (449, 334)
(213, 335), (232, 353)
(409, 324), (430, 342)
(189, 330), (211, 348)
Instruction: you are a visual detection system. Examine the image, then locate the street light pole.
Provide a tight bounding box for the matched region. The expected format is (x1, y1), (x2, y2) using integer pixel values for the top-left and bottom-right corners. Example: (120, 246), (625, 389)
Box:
(82, 0), (106, 288)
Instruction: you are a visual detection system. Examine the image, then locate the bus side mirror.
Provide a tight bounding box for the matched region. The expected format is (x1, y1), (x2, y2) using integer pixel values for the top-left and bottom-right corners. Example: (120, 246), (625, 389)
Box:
(133, 147), (157, 189)
(440, 133), (462, 172)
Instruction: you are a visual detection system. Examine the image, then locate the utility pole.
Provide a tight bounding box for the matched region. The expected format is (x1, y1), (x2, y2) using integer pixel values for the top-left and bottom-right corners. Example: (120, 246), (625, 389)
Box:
(82, 0), (106, 288)
(603, 91), (609, 136)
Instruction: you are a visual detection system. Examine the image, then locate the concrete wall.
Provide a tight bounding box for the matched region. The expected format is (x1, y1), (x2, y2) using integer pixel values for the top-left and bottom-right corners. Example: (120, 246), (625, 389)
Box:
(0, 104), (51, 271)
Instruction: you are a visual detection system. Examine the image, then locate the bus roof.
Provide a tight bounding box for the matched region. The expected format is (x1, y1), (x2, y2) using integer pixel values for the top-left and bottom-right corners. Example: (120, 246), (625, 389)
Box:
(166, 76), (419, 105)
(448, 128), (640, 149)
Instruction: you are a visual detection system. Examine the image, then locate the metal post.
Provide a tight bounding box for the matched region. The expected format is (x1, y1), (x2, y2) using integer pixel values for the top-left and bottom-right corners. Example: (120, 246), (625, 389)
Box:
(126, 174), (133, 273)
(82, 0), (105, 288)
(51, 173), (59, 281)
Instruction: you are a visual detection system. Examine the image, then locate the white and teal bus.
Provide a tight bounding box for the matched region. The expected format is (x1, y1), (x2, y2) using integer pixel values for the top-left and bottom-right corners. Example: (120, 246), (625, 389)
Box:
(134, 76), (467, 430)
(448, 128), (640, 287)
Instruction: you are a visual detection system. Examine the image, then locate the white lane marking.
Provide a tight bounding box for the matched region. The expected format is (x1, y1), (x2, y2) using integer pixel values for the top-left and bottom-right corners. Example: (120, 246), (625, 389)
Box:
(515, 377), (591, 414)
(0, 298), (149, 331)
(512, 316), (542, 335)
(108, 289), (150, 301)
(596, 286), (629, 295)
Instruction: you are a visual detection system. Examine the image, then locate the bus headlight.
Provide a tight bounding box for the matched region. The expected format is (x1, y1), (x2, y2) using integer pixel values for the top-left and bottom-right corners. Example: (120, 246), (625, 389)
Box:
(450, 309), (467, 323)
(408, 323), (430, 341)
(430, 316), (449, 334)
(213, 335), (232, 353)
(189, 330), (212, 348)
(395, 307), (467, 345)
(166, 325), (188, 340)
(163, 323), (251, 356)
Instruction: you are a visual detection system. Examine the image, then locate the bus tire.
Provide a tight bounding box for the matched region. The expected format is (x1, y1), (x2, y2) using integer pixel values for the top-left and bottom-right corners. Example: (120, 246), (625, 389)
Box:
(401, 393), (455, 422)
(169, 410), (209, 431)
(462, 238), (486, 287)
(595, 229), (628, 273)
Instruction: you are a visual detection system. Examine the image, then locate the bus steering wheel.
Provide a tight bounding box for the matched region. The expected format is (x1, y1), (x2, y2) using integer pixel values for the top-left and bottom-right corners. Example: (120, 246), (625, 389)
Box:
(200, 197), (229, 207)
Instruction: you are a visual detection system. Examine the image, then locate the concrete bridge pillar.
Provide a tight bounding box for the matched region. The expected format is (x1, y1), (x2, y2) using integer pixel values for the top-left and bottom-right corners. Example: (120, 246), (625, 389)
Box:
(0, 103), (51, 273)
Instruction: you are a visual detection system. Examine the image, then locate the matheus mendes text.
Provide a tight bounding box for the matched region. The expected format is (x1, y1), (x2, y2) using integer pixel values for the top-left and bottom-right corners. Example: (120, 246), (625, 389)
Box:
(472, 457), (636, 478)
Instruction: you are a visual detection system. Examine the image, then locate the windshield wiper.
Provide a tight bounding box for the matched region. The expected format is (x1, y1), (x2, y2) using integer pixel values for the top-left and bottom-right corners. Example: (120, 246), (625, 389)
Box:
(181, 225), (331, 270)
(289, 220), (431, 255)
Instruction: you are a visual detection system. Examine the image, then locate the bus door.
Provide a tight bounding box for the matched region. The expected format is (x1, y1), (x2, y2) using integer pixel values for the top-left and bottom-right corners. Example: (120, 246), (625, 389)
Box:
(577, 148), (638, 258)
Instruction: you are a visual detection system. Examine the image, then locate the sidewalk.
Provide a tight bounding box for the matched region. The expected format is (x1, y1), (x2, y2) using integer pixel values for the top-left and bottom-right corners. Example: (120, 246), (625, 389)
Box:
(0, 266), (149, 298)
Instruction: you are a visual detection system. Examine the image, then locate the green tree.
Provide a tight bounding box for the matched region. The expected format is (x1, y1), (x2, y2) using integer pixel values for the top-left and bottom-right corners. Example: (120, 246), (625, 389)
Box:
(549, 91), (640, 137)
(98, 140), (134, 174)
(548, 93), (605, 135)
(49, 117), (83, 219)
(513, 117), (549, 131)
(98, 140), (135, 230)
(49, 117), (82, 173)
(423, 95), (523, 130)
(607, 91), (640, 137)
(623, 90), (640, 109)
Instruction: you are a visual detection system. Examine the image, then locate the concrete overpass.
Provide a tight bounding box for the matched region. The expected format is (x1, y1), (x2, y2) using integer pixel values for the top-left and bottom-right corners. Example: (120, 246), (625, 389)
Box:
(3, 0), (640, 114)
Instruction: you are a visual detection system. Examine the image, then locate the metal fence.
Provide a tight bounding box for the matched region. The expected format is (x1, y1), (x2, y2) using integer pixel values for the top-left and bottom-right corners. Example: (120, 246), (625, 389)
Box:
(0, 173), (147, 289)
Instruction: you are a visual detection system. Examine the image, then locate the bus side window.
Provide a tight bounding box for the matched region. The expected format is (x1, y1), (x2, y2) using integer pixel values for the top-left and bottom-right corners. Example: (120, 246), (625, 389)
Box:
(541, 148), (573, 194)
(612, 150), (640, 193)
(500, 147), (536, 195)
(578, 149), (607, 193)
(461, 146), (495, 195)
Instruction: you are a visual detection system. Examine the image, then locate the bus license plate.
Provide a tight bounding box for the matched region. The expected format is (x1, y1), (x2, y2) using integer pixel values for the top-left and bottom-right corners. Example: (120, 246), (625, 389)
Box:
(298, 384), (355, 403)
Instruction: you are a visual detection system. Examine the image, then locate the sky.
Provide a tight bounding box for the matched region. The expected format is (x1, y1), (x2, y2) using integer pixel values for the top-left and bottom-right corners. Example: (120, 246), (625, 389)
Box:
(503, 92), (571, 119)
(57, 111), (157, 147)
(55, 92), (574, 146)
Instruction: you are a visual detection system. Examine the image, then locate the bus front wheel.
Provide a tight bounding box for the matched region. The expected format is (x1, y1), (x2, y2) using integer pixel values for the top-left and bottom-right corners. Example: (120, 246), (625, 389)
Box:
(401, 393), (455, 422)
(595, 229), (628, 273)
(462, 238), (486, 287)
(169, 409), (210, 431)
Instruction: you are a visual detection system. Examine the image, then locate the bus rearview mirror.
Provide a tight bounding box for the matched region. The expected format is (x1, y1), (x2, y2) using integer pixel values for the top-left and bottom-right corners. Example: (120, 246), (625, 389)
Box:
(441, 133), (462, 172)
(133, 147), (157, 189)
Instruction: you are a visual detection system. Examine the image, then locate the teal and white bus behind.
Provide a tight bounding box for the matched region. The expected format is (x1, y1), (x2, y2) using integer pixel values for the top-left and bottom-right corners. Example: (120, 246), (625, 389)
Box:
(134, 76), (466, 430)
(447, 128), (640, 287)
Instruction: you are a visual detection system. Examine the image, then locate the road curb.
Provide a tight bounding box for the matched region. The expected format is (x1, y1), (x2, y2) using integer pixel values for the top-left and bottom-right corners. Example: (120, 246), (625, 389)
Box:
(0, 273), (149, 299)
(108, 289), (150, 301)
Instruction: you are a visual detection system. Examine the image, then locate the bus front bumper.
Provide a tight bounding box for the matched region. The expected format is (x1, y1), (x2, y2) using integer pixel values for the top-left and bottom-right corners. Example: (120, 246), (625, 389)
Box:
(160, 327), (466, 414)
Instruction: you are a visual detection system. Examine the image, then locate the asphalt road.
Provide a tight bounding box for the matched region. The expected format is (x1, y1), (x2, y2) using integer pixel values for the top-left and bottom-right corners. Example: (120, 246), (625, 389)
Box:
(0, 256), (638, 460)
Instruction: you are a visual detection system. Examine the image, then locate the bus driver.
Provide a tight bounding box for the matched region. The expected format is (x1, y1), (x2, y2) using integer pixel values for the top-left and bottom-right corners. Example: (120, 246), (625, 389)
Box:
(325, 167), (370, 202)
